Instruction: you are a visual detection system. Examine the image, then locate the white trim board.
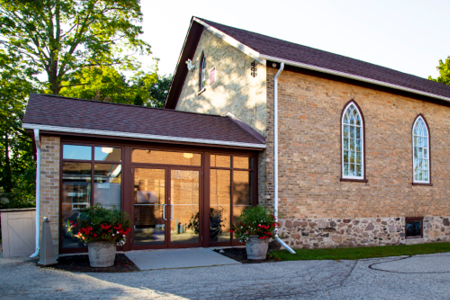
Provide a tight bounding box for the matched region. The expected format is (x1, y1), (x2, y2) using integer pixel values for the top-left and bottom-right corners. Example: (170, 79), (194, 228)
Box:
(22, 123), (266, 149)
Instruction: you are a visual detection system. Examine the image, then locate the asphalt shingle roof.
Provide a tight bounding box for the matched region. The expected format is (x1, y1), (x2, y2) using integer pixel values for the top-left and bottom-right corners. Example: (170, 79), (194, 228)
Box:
(198, 18), (450, 99)
(23, 93), (265, 146)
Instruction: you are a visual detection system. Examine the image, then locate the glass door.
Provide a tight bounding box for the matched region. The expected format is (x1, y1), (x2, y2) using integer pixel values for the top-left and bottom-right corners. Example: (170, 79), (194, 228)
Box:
(131, 167), (201, 249)
(170, 169), (201, 246)
(133, 168), (167, 247)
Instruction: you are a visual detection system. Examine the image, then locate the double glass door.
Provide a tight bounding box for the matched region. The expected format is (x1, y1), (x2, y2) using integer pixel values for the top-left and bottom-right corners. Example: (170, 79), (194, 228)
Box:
(132, 167), (201, 249)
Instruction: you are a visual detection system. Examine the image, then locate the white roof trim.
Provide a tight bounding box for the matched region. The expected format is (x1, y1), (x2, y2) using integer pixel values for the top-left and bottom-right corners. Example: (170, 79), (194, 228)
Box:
(260, 54), (450, 104)
(22, 123), (266, 149)
(193, 17), (266, 65)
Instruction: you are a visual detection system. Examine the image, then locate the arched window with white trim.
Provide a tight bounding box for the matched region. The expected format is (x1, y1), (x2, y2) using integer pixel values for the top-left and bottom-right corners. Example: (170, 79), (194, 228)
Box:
(341, 101), (364, 179)
(412, 115), (430, 183)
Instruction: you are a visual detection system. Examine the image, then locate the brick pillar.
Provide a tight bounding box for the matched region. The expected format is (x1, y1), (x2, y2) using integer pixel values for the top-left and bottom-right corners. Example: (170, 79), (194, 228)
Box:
(39, 136), (60, 255)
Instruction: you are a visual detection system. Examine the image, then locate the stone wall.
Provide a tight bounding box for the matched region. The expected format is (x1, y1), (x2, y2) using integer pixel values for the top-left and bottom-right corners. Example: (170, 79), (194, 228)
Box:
(264, 66), (450, 248)
(39, 135), (60, 255)
(277, 216), (450, 248)
(176, 29), (267, 136)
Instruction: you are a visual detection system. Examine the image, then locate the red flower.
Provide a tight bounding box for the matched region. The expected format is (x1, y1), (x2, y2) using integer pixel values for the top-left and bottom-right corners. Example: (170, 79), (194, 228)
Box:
(101, 224), (111, 230)
(229, 229), (235, 233)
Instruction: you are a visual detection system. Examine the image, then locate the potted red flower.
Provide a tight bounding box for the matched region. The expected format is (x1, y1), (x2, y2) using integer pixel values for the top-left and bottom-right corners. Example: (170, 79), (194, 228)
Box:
(230, 206), (278, 259)
(68, 203), (131, 267)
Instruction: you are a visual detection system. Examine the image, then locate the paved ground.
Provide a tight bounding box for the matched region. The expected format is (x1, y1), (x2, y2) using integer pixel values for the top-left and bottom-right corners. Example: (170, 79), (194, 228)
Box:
(1, 252), (450, 299)
(125, 248), (239, 270)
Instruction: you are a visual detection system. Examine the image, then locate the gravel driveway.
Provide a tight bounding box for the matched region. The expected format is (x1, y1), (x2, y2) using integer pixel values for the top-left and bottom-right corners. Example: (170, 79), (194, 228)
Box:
(1, 252), (450, 299)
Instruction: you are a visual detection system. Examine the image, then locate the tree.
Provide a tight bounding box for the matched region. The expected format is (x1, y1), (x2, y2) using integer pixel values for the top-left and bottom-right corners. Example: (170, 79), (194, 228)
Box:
(0, 51), (36, 208)
(59, 66), (172, 107)
(0, 0), (151, 95)
(428, 56), (450, 85)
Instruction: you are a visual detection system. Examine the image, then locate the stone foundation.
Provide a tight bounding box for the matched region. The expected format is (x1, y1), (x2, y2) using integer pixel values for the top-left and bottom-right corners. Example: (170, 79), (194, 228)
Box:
(278, 216), (450, 249)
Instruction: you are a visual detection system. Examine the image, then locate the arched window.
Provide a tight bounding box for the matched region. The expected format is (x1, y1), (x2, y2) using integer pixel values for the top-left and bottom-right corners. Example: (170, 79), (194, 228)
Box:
(412, 115), (430, 183)
(199, 53), (206, 91)
(341, 101), (364, 179)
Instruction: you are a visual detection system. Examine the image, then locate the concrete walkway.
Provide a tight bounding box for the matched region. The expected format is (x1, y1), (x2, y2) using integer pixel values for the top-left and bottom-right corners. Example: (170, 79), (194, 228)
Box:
(125, 248), (239, 270)
(2, 252), (450, 299)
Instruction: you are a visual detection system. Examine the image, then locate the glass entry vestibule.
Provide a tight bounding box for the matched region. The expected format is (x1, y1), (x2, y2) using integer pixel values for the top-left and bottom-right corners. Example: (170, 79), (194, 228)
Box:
(59, 140), (258, 254)
(131, 149), (203, 249)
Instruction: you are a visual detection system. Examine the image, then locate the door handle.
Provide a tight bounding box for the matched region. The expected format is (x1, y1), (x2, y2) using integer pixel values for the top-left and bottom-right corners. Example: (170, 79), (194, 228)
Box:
(163, 204), (167, 221)
(168, 204), (174, 221)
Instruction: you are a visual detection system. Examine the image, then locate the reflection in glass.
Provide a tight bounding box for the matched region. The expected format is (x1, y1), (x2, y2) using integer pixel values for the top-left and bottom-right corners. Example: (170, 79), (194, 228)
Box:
(61, 162), (91, 248)
(210, 155), (231, 168)
(233, 171), (252, 241)
(234, 157), (253, 169)
(63, 145), (92, 160)
(172, 170), (200, 245)
(132, 149), (201, 166)
(210, 169), (231, 243)
(94, 147), (122, 162)
(94, 164), (121, 210)
(406, 220), (421, 238)
(134, 168), (166, 245)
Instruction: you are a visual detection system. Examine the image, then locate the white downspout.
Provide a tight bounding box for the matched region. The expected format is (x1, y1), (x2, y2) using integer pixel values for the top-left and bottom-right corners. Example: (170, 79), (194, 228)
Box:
(273, 62), (295, 254)
(30, 129), (41, 257)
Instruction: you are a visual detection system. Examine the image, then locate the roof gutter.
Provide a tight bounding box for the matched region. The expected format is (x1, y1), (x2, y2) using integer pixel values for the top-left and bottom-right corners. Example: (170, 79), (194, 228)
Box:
(273, 62), (295, 254)
(22, 123), (266, 150)
(30, 129), (41, 258)
(260, 54), (450, 104)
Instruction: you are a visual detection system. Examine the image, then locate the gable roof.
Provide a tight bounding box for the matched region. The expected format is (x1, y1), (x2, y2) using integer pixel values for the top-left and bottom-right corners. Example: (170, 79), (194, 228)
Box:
(165, 17), (450, 109)
(22, 93), (265, 149)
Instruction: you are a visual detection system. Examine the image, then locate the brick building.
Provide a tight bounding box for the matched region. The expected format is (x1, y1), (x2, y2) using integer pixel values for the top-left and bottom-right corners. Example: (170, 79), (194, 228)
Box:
(23, 17), (450, 255)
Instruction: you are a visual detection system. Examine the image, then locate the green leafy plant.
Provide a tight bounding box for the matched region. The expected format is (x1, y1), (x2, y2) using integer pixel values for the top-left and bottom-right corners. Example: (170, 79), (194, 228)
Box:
(68, 203), (131, 246)
(231, 206), (278, 242)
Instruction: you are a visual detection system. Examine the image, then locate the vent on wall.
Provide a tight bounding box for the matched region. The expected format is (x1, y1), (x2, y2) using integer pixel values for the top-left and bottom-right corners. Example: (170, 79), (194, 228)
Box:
(209, 67), (216, 85)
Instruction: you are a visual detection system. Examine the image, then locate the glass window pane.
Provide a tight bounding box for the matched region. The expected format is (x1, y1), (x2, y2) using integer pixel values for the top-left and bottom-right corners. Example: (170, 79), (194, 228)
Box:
(233, 171), (252, 206)
(171, 170), (200, 245)
(210, 155), (231, 168)
(356, 164), (362, 177)
(63, 145), (92, 160)
(134, 168), (166, 246)
(344, 138), (349, 150)
(234, 156), (253, 169)
(406, 220), (421, 238)
(350, 126), (355, 138)
(94, 164), (121, 210)
(233, 170), (253, 242)
(344, 163), (349, 176)
(350, 164), (355, 176)
(132, 149), (201, 166)
(210, 169), (231, 243)
(356, 139), (361, 152)
(61, 162), (91, 248)
(94, 147), (122, 162)
(356, 127), (361, 139)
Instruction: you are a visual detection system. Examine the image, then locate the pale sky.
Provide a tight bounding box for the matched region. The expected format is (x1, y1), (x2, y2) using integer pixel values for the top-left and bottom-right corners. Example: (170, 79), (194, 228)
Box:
(139, 0), (450, 79)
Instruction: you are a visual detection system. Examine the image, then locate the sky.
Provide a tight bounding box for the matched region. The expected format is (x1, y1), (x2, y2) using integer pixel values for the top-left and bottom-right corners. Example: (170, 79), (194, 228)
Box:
(139, 0), (450, 80)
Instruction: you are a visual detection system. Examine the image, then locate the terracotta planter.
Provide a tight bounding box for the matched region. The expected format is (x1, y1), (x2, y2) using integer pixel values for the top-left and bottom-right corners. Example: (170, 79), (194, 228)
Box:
(246, 235), (269, 260)
(88, 241), (116, 267)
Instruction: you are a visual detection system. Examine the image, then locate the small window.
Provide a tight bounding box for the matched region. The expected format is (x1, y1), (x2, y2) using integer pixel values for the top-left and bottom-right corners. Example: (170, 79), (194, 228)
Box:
(341, 101), (364, 180)
(412, 115), (430, 183)
(405, 217), (423, 238)
(63, 145), (92, 160)
(199, 53), (206, 91)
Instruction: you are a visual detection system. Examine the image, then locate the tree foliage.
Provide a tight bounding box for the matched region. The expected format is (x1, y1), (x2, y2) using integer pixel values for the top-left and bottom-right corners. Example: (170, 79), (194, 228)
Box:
(0, 51), (36, 208)
(0, 0), (151, 94)
(428, 56), (450, 85)
(60, 66), (171, 107)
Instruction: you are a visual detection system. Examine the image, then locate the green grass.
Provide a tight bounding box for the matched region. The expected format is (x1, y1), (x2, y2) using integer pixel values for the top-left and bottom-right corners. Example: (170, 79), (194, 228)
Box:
(269, 243), (450, 261)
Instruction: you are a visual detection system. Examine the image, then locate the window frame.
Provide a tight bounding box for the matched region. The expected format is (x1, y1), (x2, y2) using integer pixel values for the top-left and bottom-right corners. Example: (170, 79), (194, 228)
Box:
(198, 52), (206, 92)
(340, 100), (367, 182)
(60, 142), (124, 252)
(411, 115), (431, 185)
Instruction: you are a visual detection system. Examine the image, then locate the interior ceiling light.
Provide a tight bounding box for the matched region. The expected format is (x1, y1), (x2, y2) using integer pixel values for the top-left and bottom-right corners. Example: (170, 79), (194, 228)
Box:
(183, 153), (194, 159)
(101, 147), (113, 154)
